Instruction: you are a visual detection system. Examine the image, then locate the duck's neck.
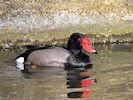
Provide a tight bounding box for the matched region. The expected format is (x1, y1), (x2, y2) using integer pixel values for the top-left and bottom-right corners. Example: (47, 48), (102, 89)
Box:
(67, 44), (81, 54)
(69, 49), (81, 55)
(67, 45), (81, 56)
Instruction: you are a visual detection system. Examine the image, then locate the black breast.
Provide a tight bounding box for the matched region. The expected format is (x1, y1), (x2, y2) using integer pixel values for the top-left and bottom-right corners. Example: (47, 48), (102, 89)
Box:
(65, 52), (92, 68)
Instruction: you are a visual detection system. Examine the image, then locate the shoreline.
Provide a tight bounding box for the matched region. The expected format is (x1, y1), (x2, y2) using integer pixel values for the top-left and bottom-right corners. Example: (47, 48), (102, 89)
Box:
(0, 32), (133, 49)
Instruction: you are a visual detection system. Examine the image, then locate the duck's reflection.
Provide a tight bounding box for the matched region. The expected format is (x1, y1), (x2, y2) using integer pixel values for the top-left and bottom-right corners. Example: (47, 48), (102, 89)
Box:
(65, 64), (97, 99)
(17, 61), (97, 99)
(68, 90), (92, 98)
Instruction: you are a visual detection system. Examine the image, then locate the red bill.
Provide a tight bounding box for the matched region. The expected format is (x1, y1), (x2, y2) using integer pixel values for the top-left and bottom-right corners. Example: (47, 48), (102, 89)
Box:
(81, 38), (97, 53)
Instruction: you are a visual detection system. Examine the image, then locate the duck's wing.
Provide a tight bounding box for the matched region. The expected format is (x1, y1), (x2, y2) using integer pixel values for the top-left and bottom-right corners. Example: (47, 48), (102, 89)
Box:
(15, 45), (57, 61)
(15, 49), (35, 61)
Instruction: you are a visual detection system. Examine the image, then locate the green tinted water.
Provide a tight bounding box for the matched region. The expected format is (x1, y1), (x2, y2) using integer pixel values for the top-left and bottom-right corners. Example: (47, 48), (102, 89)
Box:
(0, 43), (133, 100)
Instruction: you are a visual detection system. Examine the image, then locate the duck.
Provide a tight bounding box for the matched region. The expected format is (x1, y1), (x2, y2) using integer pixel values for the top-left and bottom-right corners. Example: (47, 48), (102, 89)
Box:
(15, 33), (97, 70)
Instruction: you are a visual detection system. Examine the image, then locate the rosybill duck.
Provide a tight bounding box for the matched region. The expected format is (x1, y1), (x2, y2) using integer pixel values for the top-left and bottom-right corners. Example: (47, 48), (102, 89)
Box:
(15, 33), (97, 70)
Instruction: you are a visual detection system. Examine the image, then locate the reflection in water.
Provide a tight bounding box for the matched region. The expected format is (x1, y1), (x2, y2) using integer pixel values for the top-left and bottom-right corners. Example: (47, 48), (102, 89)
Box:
(65, 64), (97, 99)
(68, 90), (92, 98)
(1, 43), (133, 100)
(20, 65), (65, 78)
(18, 57), (96, 99)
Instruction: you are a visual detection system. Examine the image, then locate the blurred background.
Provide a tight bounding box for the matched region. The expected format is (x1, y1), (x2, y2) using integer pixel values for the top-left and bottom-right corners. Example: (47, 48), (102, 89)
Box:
(0, 0), (133, 46)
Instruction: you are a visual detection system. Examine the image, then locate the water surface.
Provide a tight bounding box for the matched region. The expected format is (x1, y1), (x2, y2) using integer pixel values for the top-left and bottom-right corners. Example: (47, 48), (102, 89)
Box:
(0, 43), (133, 100)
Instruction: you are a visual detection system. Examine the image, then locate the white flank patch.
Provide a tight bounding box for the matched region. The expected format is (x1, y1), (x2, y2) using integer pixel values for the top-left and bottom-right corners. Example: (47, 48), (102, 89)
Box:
(16, 57), (24, 63)
(16, 57), (24, 70)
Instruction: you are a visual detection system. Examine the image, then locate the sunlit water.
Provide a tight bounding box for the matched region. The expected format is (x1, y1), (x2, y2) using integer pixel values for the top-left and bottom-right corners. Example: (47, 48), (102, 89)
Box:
(0, 43), (133, 100)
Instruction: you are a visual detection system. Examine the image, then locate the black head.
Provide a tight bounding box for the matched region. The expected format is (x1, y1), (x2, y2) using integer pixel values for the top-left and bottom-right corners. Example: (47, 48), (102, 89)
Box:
(67, 33), (97, 54)
(67, 33), (83, 51)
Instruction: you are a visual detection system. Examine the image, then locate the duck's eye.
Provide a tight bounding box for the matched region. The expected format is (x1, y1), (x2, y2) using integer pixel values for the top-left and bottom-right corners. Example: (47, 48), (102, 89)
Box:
(77, 38), (81, 42)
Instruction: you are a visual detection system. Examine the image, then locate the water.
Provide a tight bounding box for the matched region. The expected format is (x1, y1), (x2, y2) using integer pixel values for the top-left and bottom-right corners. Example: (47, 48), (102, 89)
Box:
(0, 43), (133, 100)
